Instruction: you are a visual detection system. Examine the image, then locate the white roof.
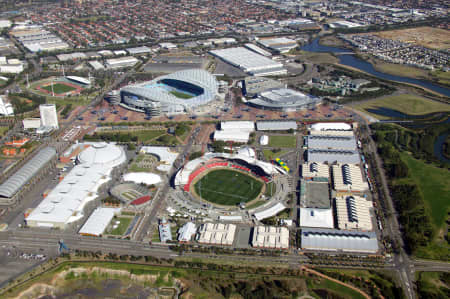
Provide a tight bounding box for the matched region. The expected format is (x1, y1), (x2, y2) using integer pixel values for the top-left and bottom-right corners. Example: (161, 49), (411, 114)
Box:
(221, 121), (254, 131)
(299, 208), (334, 229)
(78, 207), (121, 236)
(260, 135), (269, 145)
(335, 195), (373, 231)
(178, 222), (196, 242)
(66, 76), (91, 85)
(27, 143), (126, 227)
(310, 122), (352, 131)
(332, 164), (368, 192)
(219, 215), (243, 221)
(302, 162), (329, 179)
(214, 130), (249, 143)
(123, 172), (161, 185)
(140, 146), (179, 173)
(236, 146), (256, 158)
(251, 225), (289, 249)
(254, 202), (286, 221)
(210, 47), (284, 73)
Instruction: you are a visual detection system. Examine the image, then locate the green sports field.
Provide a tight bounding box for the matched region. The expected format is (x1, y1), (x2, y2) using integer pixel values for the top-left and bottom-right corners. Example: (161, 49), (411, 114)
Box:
(170, 90), (194, 99)
(41, 83), (77, 94)
(194, 169), (263, 205)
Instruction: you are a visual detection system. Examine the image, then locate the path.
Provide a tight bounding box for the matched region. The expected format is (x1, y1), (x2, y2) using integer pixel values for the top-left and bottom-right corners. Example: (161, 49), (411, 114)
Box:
(301, 266), (371, 299)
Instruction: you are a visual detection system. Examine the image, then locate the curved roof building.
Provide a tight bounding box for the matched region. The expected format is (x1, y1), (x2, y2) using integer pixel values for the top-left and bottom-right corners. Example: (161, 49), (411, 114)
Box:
(0, 147), (56, 200)
(120, 69), (219, 115)
(247, 88), (320, 111)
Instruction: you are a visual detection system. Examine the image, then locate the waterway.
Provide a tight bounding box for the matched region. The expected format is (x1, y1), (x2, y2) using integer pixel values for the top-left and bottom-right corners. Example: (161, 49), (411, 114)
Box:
(434, 133), (450, 164)
(301, 39), (450, 97)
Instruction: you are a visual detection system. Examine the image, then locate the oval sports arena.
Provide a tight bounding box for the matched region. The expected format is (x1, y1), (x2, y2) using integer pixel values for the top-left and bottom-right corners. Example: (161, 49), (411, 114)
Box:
(120, 69), (219, 116)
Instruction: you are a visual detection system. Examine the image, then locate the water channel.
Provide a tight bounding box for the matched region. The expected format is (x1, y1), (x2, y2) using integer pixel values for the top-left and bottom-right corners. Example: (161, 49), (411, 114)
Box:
(301, 38), (450, 97)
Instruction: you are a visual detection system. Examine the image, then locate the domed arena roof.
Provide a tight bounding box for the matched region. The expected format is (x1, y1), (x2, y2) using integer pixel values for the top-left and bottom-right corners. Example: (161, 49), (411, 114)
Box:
(78, 143), (126, 166)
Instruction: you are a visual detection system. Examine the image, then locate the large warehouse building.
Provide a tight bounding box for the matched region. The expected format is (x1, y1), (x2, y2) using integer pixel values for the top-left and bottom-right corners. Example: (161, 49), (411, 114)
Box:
(120, 69), (219, 115)
(251, 226), (289, 249)
(307, 149), (360, 164)
(332, 164), (368, 193)
(335, 195), (373, 231)
(197, 223), (236, 246)
(247, 88), (320, 111)
(26, 143), (126, 229)
(301, 228), (378, 253)
(0, 147), (56, 204)
(306, 135), (357, 151)
(210, 47), (287, 76)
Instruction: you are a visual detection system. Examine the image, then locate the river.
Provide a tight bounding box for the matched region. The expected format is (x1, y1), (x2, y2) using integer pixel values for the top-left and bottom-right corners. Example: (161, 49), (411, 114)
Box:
(301, 39), (450, 97)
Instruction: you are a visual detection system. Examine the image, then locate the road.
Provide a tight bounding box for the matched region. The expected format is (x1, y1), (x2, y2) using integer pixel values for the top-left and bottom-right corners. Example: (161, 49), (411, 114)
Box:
(134, 126), (201, 241)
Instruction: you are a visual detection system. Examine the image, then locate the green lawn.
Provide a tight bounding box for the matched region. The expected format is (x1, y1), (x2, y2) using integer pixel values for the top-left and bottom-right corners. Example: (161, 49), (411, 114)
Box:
(310, 278), (367, 299)
(264, 181), (276, 197)
(399, 153), (450, 260)
(268, 135), (297, 148)
(0, 126), (9, 136)
(109, 217), (132, 236)
(400, 153), (450, 228)
(132, 130), (166, 142)
(169, 90), (194, 99)
(263, 149), (289, 161)
(245, 200), (266, 210)
(416, 271), (450, 298)
(194, 169), (263, 205)
(355, 94), (450, 119)
(41, 83), (77, 94)
(431, 70), (450, 86)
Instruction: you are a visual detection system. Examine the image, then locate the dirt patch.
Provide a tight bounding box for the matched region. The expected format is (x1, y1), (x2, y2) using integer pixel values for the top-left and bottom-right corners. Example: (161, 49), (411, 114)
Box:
(373, 26), (450, 50)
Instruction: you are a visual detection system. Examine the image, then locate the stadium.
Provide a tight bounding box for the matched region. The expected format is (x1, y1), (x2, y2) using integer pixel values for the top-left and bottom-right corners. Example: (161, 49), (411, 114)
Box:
(174, 151), (287, 207)
(120, 69), (219, 116)
(31, 76), (90, 97)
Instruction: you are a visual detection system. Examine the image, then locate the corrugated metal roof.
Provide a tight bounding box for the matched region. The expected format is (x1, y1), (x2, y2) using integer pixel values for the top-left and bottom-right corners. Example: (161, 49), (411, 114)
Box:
(79, 207), (121, 236)
(0, 147), (56, 198)
(301, 228), (378, 253)
(307, 135), (357, 150)
(307, 149), (360, 164)
(256, 121), (297, 131)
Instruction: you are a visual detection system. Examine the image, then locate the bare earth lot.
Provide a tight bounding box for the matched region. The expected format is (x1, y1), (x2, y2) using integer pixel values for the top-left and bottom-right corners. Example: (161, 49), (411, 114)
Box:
(373, 27), (450, 50)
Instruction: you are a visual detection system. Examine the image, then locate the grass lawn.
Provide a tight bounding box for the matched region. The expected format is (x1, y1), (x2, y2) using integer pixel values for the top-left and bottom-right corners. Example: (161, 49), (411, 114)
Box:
(431, 70), (450, 86)
(41, 83), (77, 94)
(263, 149), (289, 161)
(194, 169), (263, 205)
(372, 60), (430, 79)
(169, 90), (194, 99)
(310, 278), (367, 299)
(264, 181), (276, 197)
(415, 271), (450, 298)
(355, 94), (450, 119)
(0, 126), (9, 136)
(290, 50), (339, 64)
(268, 135), (297, 148)
(399, 153), (450, 260)
(109, 217), (132, 235)
(132, 130), (166, 142)
(246, 200), (267, 210)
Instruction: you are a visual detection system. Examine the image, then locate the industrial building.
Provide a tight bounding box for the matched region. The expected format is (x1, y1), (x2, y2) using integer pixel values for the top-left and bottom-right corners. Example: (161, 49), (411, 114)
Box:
(310, 122), (352, 132)
(39, 104), (59, 129)
(120, 69), (218, 115)
(251, 226), (289, 249)
(332, 164), (369, 193)
(307, 149), (360, 164)
(210, 47), (287, 76)
(247, 88), (320, 111)
(0, 57), (24, 73)
(241, 76), (284, 97)
(22, 118), (41, 130)
(256, 121), (297, 131)
(301, 228), (378, 253)
(10, 26), (69, 53)
(309, 130), (355, 137)
(335, 195), (373, 231)
(26, 143), (126, 229)
(244, 43), (272, 57)
(78, 207), (121, 237)
(0, 95), (13, 116)
(260, 135), (269, 145)
(257, 37), (298, 53)
(301, 181), (330, 209)
(126, 46), (152, 55)
(159, 217), (172, 243)
(214, 121), (254, 143)
(306, 135), (357, 150)
(301, 162), (329, 181)
(299, 208), (334, 229)
(196, 223), (236, 246)
(177, 222), (196, 243)
(105, 56), (139, 69)
(0, 147), (56, 204)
